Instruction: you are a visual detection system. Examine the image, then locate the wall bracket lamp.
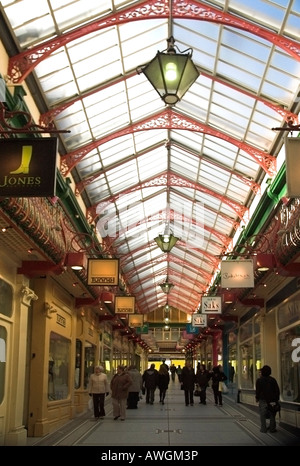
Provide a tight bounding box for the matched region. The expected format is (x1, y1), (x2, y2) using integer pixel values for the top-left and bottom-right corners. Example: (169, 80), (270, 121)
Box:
(65, 252), (87, 271)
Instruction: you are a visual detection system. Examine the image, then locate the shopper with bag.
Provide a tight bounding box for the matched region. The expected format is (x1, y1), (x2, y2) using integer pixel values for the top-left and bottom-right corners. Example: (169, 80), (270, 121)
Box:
(210, 365), (227, 406)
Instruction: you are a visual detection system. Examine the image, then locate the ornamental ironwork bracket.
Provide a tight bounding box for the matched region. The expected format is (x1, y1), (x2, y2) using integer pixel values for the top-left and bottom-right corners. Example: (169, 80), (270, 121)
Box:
(0, 103), (70, 134)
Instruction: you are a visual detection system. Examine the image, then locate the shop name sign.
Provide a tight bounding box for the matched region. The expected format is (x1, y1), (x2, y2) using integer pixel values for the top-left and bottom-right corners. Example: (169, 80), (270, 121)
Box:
(201, 296), (222, 314)
(192, 314), (207, 327)
(87, 258), (119, 285)
(0, 138), (57, 197)
(221, 259), (254, 288)
(115, 296), (135, 314)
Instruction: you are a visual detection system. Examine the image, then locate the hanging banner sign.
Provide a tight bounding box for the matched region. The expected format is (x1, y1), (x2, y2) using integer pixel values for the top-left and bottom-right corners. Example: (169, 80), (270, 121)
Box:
(115, 296), (135, 314)
(186, 323), (199, 334)
(201, 296), (222, 314)
(137, 324), (149, 334)
(192, 314), (207, 327)
(128, 313), (143, 327)
(87, 258), (119, 285)
(0, 138), (57, 197)
(285, 138), (300, 197)
(221, 260), (254, 288)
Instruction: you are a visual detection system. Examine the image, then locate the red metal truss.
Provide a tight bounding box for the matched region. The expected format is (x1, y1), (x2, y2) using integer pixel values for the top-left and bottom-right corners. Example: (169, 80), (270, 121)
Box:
(119, 241), (217, 274)
(61, 108), (276, 176)
(91, 170), (248, 222)
(75, 140), (261, 197)
(7, 0), (300, 84)
(89, 189), (240, 232)
(39, 69), (297, 130)
(124, 253), (213, 283)
(99, 208), (231, 257)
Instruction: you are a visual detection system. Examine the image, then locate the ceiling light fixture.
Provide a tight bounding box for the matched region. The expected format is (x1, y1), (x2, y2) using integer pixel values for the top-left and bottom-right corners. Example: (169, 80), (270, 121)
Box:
(138, 0), (199, 105)
(160, 276), (174, 294)
(139, 0), (199, 105)
(1, 226), (12, 233)
(154, 231), (179, 252)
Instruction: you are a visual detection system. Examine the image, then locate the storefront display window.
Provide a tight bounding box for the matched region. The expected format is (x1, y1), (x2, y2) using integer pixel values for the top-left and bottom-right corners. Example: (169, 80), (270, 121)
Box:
(0, 326), (7, 404)
(240, 341), (254, 389)
(279, 327), (300, 402)
(228, 331), (237, 383)
(0, 279), (13, 318)
(254, 335), (261, 381)
(48, 332), (70, 401)
(75, 339), (82, 389)
(240, 321), (252, 342)
(84, 343), (96, 389)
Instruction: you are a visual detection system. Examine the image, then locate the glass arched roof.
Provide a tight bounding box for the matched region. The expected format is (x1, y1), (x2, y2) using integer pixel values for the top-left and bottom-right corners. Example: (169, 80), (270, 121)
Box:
(2, 0), (300, 317)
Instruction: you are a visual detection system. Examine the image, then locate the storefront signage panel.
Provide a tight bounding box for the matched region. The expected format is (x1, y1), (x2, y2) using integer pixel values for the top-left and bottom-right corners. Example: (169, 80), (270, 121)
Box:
(115, 296), (135, 314)
(221, 260), (254, 288)
(87, 258), (119, 285)
(192, 314), (207, 327)
(0, 138), (57, 197)
(285, 138), (300, 197)
(201, 296), (222, 314)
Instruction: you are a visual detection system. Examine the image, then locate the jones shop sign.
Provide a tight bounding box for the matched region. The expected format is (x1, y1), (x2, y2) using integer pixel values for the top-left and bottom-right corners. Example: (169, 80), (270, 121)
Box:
(0, 138), (57, 197)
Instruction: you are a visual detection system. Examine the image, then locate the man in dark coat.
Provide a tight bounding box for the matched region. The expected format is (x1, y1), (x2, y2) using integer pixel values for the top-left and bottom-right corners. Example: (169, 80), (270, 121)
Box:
(142, 364), (159, 404)
(256, 365), (280, 433)
(181, 360), (196, 406)
(196, 364), (211, 405)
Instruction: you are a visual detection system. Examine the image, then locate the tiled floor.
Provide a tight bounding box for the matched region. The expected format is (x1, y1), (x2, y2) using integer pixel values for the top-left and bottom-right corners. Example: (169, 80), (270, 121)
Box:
(27, 381), (300, 447)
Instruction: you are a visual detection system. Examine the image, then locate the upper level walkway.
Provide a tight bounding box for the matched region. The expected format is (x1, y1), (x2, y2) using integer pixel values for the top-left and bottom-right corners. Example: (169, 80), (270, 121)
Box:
(26, 379), (300, 449)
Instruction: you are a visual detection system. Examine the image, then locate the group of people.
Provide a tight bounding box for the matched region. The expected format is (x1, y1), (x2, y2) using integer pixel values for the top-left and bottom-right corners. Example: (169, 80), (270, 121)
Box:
(180, 361), (228, 407)
(88, 361), (281, 433)
(88, 364), (142, 421)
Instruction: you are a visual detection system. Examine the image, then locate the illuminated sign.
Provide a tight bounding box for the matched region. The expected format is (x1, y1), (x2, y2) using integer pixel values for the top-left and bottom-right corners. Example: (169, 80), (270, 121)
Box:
(128, 314), (143, 326)
(87, 259), (119, 286)
(115, 296), (135, 314)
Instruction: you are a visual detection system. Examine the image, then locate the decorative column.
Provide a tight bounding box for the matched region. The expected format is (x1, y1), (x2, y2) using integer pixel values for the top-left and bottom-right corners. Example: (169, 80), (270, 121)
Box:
(6, 281), (38, 446)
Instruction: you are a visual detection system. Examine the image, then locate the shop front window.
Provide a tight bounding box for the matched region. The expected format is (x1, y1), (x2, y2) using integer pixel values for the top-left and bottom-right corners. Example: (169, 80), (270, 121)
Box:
(254, 335), (261, 381)
(75, 339), (82, 389)
(0, 278), (13, 318)
(240, 341), (254, 389)
(0, 326), (7, 404)
(279, 326), (300, 402)
(84, 343), (96, 389)
(48, 332), (70, 401)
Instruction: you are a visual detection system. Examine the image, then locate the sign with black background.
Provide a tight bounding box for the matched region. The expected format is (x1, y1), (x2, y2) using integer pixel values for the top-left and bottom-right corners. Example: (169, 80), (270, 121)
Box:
(0, 138), (57, 197)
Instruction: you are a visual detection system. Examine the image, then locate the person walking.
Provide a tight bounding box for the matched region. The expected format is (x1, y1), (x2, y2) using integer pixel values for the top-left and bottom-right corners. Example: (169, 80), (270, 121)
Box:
(195, 363), (211, 405)
(88, 365), (110, 420)
(211, 365), (227, 406)
(127, 365), (143, 409)
(170, 364), (177, 382)
(158, 364), (170, 404)
(110, 365), (132, 421)
(177, 365), (182, 383)
(228, 362), (235, 383)
(181, 360), (196, 406)
(255, 365), (280, 433)
(142, 363), (159, 404)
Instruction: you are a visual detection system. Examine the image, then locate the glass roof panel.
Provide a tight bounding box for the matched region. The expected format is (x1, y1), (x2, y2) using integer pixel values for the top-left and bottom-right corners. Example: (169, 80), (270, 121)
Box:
(2, 0), (300, 319)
